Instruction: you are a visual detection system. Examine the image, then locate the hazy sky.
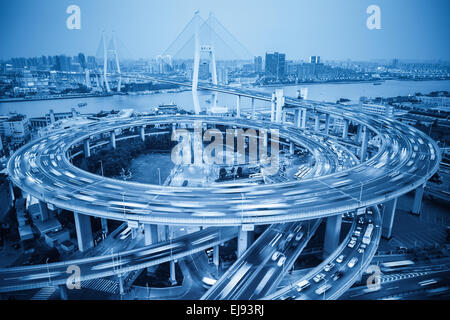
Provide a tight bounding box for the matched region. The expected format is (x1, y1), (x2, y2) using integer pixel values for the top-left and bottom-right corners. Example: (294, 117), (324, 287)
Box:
(1, 0), (449, 61)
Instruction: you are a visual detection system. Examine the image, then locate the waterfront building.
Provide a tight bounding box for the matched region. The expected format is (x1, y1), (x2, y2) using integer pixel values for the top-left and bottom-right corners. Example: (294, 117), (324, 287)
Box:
(265, 52), (286, 80)
(254, 56), (263, 73)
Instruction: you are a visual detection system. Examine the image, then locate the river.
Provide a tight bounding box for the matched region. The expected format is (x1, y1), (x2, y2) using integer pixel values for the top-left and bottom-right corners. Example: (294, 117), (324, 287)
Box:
(1, 80), (449, 118)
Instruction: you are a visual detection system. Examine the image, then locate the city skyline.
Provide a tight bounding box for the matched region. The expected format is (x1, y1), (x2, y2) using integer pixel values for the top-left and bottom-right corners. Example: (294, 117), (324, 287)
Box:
(0, 0), (449, 303)
(1, 0), (450, 61)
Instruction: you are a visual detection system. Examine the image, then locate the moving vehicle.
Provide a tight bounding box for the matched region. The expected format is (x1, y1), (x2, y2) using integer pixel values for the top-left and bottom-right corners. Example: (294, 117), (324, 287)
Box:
(286, 233), (295, 243)
(313, 273), (326, 283)
(315, 283), (332, 295)
(295, 231), (304, 241)
(272, 251), (281, 261)
(119, 227), (132, 240)
(332, 272), (343, 281)
(336, 254), (345, 264)
(324, 263), (335, 272)
(380, 260), (415, 272)
(347, 257), (358, 268)
(348, 239), (357, 248)
(358, 243), (367, 254)
(362, 224), (374, 245)
(296, 279), (310, 292)
(277, 256), (287, 267)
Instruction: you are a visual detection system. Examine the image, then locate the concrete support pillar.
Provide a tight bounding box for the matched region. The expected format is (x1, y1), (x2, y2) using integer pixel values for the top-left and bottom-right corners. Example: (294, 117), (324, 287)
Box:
(74, 212), (93, 252)
(236, 95), (241, 118)
(118, 274), (124, 295)
(140, 126), (145, 142)
(289, 141), (294, 155)
(83, 139), (90, 158)
(324, 114), (331, 135)
(8, 180), (15, 207)
(213, 245), (220, 268)
(295, 109), (301, 128)
(170, 260), (177, 285)
(165, 225), (170, 242)
(356, 125), (363, 143)
(360, 126), (369, 162)
(144, 224), (159, 246)
(251, 98), (255, 119)
(301, 109), (307, 129)
(342, 119), (349, 139)
(323, 214), (342, 257)
(282, 110), (286, 124)
(101, 218), (108, 234)
(110, 131), (116, 149)
(275, 89), (284, 124)
(412, 184), (425, 215)
(38, 200), (49, 222)
(85, 69), (91, 88)
(59, 285), (68, 300)
(237, 226), (254, 258)
(382, 198), (398, 239)
(270, 93), (276, 123)
(314, 115), (320, 133)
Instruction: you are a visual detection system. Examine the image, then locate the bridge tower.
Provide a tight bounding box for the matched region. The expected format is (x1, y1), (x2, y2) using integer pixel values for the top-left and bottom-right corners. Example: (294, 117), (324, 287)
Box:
(102, 31), (122, 93)
(102, 31), (111, 92)
(192, 11), (218, 114)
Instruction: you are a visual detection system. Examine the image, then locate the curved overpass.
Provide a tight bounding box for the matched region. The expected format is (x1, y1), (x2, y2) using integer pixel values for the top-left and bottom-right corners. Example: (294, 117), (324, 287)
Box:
(3, 82), (441, 299)
(7, 114), (440, 226)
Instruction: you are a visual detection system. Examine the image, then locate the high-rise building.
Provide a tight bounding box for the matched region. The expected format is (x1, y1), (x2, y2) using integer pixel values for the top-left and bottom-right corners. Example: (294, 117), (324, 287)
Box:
(309, 56), (320, 64)
(265, 52), (286, 80)
(2, 114), (30, 145)
(254, 56), (263, 73)
(218, 67), (229, 85)
(54, 55), (71, 72)
(199, 62), (211, 80)
(77, 53), (87, 70)
(87, 56), (97, 69)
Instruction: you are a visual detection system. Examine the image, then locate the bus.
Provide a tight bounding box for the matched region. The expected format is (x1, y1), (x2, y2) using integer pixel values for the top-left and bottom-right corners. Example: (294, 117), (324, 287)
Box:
(362, 224), (374, 245)
(380, 260), (415, 273)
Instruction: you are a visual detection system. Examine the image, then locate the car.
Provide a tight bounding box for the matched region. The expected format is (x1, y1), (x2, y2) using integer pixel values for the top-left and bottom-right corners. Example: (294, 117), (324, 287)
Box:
(358, 217), (365, 224)
(348, 240), (357, 248)
(315, 283), (332, 295)
(119, 227), (132, 240)
(324, 263), (335, 272)
(295, 231), (304, 241)
(296, 279), (310, 292)
(354, 230), (361, 237)
(347, 257), (358, 268)
(313, 273), (325, 283)
(272, 251), (281, 261)
(336, 254), (345, 264)
(286, 233), (294, 242)
(358, 243), (367, 254)
(277, 256), (287, 267)
(331, 272), (343, 281)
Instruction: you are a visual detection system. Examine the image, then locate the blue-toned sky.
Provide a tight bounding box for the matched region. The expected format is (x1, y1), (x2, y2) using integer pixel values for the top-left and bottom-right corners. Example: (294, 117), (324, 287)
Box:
(1, 0), (449, 61)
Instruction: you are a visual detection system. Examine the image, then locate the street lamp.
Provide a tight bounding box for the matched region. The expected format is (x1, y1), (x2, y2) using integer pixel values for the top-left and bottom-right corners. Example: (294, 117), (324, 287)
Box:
(157, 168), (161, 186)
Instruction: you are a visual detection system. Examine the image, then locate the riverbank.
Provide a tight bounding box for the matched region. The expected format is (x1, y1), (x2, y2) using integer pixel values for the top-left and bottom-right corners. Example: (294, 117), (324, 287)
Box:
(0, 92), (114, 103)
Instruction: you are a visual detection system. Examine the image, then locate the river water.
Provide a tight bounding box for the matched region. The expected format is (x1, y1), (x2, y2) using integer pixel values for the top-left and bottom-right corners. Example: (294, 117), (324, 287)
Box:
(1, 80), (449, 118)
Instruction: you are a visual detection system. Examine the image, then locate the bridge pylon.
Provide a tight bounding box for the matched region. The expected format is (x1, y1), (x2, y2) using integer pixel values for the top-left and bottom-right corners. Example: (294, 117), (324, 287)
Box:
(101, 31), (122, 93)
